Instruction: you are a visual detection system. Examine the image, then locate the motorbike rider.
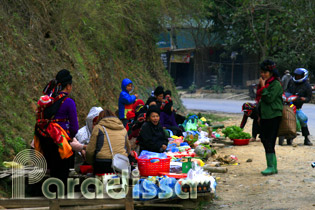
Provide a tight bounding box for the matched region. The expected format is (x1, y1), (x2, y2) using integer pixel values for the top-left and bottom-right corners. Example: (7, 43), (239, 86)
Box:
(286, 68), (313, 146)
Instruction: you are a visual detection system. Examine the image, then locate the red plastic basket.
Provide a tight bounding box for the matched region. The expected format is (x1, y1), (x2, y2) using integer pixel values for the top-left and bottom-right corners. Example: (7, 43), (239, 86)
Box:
(80, 165), (93, 174)
(135, 152), (171, 176)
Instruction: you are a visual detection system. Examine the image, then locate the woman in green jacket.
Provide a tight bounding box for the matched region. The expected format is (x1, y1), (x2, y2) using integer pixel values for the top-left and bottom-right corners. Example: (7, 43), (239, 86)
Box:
(258, 59), (283, 175)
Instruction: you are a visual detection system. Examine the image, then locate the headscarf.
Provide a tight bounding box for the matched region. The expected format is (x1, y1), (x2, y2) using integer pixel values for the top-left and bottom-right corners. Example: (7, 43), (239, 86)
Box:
(241, 102), (256, 117)
(56, 69), (72, 88)
(145, 96), (157, 106)
(43, 69), (72, 97)
(256, 60), (280, 103)
(127, 99), (145, 120)
(146, 105), (160, 120)
(260, 59), (280, 79)
(154, 86), (164, 96)
(133, 99), (145, 113)
(164, 90), (172, 98)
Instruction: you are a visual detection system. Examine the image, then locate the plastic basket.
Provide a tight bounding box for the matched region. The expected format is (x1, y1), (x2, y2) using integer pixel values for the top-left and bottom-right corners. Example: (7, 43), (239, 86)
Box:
(80, 165), (93, 174)
(135, 152), (171, 176)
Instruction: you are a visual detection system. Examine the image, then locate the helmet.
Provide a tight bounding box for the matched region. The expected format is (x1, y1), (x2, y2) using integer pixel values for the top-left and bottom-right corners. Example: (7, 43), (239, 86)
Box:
(293, 68), (308, 83)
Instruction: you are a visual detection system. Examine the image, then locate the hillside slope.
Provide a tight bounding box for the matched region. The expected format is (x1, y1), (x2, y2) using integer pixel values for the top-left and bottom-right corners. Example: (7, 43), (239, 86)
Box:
(0, 1), (184, 162)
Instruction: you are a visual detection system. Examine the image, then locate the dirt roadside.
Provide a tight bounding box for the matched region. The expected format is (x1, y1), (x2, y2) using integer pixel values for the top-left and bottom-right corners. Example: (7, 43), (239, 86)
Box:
(202, 112), (315, 210)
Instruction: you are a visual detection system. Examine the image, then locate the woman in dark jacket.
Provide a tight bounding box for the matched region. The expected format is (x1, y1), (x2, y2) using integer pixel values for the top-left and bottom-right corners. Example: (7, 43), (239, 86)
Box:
(138, 105), (168, 153)
(160, 98), (183, 136)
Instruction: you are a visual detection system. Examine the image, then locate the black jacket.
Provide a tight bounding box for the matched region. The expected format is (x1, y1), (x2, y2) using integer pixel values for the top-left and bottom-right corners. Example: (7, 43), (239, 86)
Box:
(287, 79), (312, 109)
(138, 121), (168, 153)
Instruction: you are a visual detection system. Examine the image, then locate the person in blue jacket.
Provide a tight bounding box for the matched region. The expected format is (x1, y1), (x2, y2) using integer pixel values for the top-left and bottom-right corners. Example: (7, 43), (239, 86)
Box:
(118, 78), (138, 127)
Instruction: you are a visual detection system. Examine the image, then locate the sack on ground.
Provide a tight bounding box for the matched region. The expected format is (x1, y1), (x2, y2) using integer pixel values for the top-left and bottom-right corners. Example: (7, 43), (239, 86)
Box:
(278, 105), (296, 138)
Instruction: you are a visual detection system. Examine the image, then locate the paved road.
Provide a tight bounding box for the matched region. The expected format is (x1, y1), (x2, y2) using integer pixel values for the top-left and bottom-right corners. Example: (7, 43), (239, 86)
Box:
(182, 98), (315, 134)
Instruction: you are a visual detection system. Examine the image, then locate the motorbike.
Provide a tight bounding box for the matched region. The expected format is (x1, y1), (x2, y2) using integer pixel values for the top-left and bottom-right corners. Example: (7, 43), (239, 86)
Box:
(282, 92), (298, 112)
(248, 84), (258, 99)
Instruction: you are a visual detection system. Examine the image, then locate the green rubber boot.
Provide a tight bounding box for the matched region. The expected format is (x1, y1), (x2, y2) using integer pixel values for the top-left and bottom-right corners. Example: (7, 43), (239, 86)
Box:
(273, 153), (278, 174)
(261, 153), (276, 176)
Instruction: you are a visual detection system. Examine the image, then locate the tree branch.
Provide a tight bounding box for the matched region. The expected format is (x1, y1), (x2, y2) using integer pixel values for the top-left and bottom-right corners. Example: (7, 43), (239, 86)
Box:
(264, 11), (269, 49)
(247, 7), (265, 57)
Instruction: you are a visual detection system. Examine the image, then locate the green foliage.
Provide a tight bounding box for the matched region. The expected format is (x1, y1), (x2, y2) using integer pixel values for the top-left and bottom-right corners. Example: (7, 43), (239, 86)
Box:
(211, 85), (224, 93)
(0, 0), (186, 162)
(0, 136), (26, 163)
(6, 137), (26, 154)
(0, 143), (4, 163)
(229, 132), (251, 140)
(222, 125), (251, 139)
(188, 82), (197, 93)
(208, 0), (314, 71)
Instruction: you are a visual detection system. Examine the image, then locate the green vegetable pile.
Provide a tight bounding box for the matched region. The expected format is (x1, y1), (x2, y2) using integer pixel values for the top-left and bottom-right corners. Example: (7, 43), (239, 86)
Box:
(222, 125), (251, 140)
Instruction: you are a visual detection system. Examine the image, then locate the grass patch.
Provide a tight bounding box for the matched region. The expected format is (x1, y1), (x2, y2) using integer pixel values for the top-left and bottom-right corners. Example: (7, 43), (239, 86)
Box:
(199, 113), (229, 122)
(0, 136), (27, 163)
(0, 1), (185, 164)
(187, 112), (229, 123)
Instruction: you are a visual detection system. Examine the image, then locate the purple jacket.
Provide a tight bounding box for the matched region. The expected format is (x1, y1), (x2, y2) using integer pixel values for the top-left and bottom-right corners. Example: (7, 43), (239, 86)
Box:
(54, 92), (79, 138)
(159, 112), (178, 128)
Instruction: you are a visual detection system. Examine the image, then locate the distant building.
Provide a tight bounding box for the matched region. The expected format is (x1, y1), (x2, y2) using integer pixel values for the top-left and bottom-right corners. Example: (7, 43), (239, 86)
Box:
(157, 27), (260, 89)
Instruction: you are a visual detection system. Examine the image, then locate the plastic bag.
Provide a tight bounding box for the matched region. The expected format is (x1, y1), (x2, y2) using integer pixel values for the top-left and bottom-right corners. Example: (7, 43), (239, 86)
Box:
(195, 145), (212, 159)
(170, 162), (182, 173)
(139, 150), (168, 160)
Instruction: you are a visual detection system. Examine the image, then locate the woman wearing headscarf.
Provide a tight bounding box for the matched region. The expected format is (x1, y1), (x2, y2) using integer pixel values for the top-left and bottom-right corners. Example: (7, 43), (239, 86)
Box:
(73, 107), (103, 171)
(34, 69), (79, 185)
(146, 86), (164, 109)
(138, 105), (168, 153)
(160, 97), (182, 136)
(258, 60), (283, 176)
